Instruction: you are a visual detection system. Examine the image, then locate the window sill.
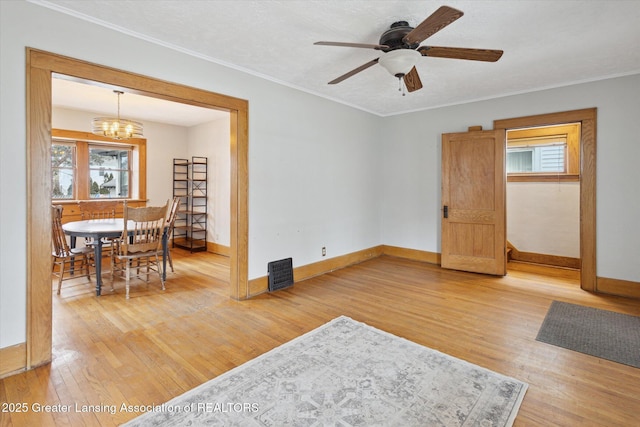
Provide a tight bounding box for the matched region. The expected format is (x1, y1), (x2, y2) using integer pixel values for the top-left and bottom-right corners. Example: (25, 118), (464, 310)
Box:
(507, 174), (579, 183)
(51, 198), (148, 205)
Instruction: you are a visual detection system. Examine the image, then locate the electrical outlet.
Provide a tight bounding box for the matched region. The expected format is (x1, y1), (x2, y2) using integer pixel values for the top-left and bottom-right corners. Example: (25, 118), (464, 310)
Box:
(322, 247), (326, 257)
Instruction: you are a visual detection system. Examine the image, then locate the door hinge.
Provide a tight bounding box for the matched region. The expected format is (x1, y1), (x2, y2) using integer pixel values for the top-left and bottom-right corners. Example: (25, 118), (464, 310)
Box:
(443, 205), (448, 218)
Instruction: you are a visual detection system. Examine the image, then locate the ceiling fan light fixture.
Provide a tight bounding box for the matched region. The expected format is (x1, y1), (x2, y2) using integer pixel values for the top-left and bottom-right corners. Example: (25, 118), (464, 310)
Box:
(378, 49), (422, 77)
(92, 90), (143, 139)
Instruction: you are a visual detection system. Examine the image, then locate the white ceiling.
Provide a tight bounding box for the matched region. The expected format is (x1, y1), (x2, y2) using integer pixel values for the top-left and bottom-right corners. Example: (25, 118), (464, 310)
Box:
(38, 0), (640, 118)
(52, 76), (227, 127)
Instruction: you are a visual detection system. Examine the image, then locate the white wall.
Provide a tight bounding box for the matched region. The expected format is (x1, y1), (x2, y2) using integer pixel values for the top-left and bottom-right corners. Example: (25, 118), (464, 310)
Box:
(248, 87), (382, 275)
(380, 73), (640, 283)
(507, 182), (580, 258)
(188, 118), (231, 246)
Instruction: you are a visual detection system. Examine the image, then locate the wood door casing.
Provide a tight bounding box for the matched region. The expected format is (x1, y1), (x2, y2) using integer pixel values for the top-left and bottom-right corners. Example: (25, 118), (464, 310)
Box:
(494, 108), (597, 292)
(441, 129), (506, 275)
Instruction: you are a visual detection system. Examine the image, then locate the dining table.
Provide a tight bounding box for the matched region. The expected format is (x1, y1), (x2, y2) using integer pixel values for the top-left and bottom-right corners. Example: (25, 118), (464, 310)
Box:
(62, 218), (168, 296)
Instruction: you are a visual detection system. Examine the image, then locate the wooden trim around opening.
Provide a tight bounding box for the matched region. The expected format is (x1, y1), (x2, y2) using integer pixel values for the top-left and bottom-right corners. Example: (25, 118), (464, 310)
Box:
(26, 48), (249, 371)
(494, 108), (597, 293)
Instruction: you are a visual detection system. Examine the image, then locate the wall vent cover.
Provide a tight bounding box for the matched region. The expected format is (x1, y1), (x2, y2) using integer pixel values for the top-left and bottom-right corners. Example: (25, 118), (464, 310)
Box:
(268, 258), (294, 292)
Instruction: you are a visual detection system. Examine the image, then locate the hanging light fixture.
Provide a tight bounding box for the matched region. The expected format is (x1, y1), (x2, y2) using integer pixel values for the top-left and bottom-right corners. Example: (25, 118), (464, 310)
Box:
(378, 49), (422, 95)
(378, 49), (422, 78)
(92, 90), (143, 139)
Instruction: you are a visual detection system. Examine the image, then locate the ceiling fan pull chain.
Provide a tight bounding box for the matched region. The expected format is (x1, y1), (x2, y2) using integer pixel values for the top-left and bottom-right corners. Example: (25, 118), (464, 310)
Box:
(398, 76), (406, 96)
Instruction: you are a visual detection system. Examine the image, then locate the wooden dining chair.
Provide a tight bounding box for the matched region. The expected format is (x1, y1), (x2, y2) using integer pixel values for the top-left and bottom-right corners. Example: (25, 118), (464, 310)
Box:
(52, 205), (94, 295)
(166, 196), (181, 272)
(78, 200), (120, 220)
(78, 200), (120, 258)
(111, 200), (170, 299)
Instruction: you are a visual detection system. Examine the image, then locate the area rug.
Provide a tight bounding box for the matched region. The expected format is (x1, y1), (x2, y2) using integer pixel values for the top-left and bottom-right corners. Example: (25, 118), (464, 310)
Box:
(123, 316), (528, 426)
(536, 301), (640, 368)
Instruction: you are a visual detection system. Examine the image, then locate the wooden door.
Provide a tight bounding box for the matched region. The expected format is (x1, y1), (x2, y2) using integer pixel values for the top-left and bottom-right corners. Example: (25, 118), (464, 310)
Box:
(441, 129), (506, 275)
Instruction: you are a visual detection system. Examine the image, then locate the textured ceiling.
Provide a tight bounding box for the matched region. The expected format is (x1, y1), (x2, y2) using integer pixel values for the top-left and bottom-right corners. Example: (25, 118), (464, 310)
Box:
(52, 75), (227, 127)
(35, 0), (640, 118)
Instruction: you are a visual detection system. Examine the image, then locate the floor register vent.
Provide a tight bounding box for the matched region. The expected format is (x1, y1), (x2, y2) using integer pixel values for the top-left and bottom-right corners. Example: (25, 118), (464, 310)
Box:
(268, 258), (294, 292)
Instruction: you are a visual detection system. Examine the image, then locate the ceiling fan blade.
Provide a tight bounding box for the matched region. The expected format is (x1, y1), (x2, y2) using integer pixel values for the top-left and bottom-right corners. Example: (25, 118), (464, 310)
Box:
(328, 58), (379, 84)
(403, 6), (464, 45)
(314, 41), (389, 50)
(418, 46), (503, 62)
(403, 67), (423, 92)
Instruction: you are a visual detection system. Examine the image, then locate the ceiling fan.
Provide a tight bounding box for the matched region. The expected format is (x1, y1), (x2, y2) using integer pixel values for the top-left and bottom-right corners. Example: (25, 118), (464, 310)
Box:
(314, 6), (503, 94)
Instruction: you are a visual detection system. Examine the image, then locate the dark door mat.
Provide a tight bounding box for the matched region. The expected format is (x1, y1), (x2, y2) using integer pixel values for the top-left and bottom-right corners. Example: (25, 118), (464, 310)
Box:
(536, 301), (640, 368)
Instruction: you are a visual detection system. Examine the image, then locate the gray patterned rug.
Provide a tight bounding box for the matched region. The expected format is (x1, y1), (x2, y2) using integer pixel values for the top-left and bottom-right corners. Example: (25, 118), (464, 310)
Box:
(123, 316), (528, 426)
(536, 301), (640, 368)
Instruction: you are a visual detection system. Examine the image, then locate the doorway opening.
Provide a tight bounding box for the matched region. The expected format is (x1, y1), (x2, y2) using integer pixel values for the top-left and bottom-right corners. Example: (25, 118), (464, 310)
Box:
(506, 123), (581, 272)
(26, 48), (249, 370)
(494, 108), (597, 291)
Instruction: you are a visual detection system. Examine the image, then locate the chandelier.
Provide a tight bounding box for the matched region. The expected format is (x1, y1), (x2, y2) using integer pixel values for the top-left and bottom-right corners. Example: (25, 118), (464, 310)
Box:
(92, 90), (143, 139)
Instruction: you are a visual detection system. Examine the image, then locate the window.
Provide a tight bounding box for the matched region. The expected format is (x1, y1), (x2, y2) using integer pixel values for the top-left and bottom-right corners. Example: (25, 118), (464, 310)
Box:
(506, 123), (580, 182)
(507, 141), (566, 173)
(51, 129), (146, 201)
(89, 145), (131, 198)
(52, 142), (75, 200)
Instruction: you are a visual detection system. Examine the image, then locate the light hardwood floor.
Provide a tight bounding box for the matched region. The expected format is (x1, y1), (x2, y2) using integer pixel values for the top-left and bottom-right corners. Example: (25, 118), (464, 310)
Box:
(1, 250), (639, 426)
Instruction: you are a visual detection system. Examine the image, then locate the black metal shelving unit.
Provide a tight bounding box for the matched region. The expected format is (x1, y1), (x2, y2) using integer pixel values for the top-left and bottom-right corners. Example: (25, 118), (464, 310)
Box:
(172, 157), (208, 252)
